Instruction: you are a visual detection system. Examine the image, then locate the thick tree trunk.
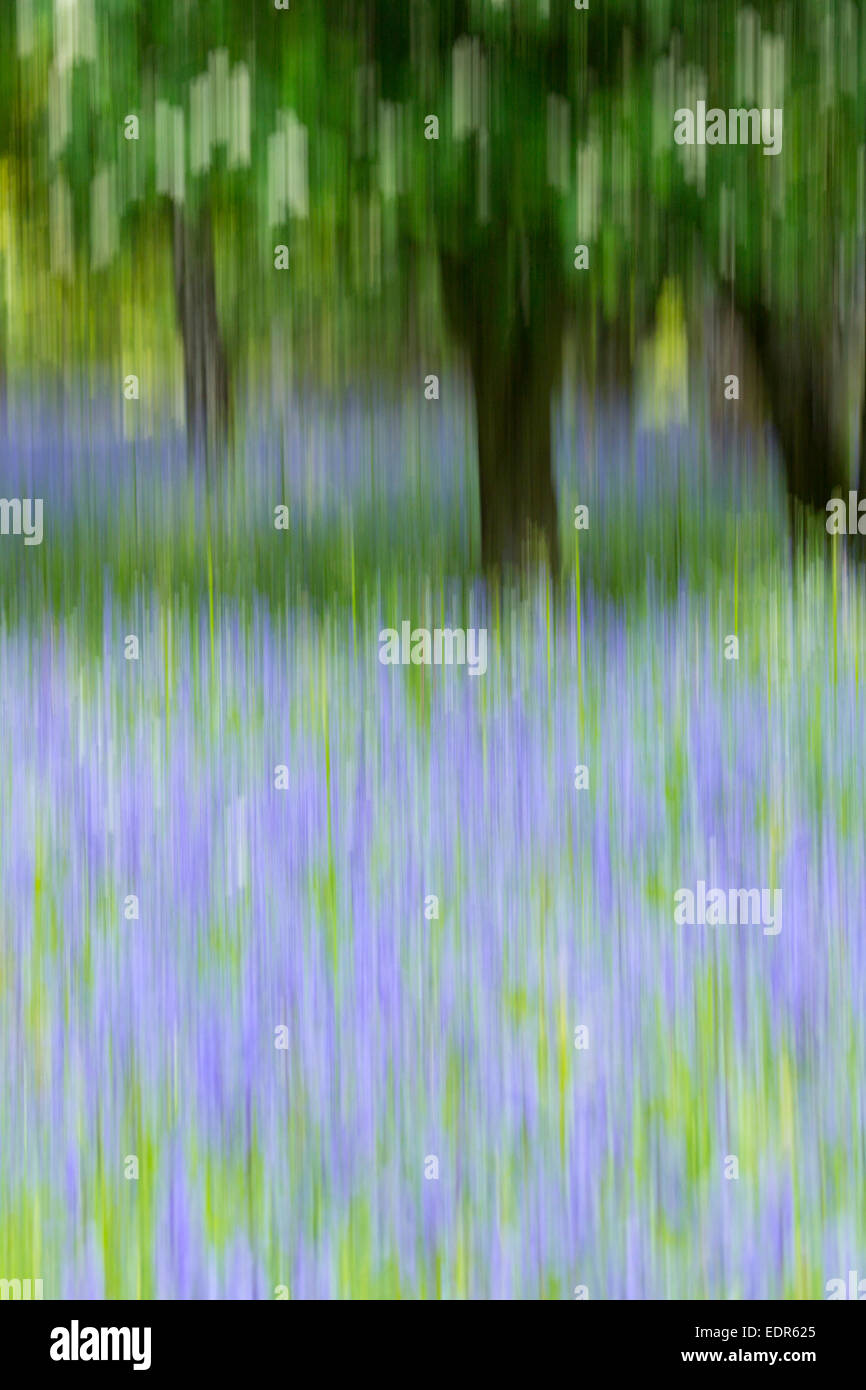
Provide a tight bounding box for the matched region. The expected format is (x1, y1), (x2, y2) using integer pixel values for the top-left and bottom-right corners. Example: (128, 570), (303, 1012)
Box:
(172, 203), (229, 465)
(734, 295), (844, 514)
(440, 222), (563, 576)
(471, 323), (560, 573)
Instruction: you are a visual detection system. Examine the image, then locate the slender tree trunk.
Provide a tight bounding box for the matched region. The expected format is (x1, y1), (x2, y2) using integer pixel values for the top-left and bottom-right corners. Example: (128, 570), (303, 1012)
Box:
(858, 317), (866, 502)
(0, 280), (7, 435)
(172, 202), (229, 465)
(440, 220), (563, 576)
(850, 331), (866, 562)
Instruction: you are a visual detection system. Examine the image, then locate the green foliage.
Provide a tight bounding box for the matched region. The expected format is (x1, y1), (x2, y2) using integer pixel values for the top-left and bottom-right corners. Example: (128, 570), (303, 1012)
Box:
(2, 1), (864, 378)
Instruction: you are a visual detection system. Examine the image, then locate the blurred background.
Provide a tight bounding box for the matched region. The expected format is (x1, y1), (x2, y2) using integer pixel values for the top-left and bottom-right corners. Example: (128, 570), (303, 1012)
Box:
(0, 1), (865, 1300)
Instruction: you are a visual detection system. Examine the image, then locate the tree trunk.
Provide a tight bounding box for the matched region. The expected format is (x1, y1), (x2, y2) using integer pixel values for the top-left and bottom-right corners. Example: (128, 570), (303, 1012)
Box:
(858, 320), (866, 504)
(172, 203), (229, 465)
(0, 283), (7, 435)
(440, 222), (563, 576)
(471, 321), (560, 573)
(734, 295), (844, 514)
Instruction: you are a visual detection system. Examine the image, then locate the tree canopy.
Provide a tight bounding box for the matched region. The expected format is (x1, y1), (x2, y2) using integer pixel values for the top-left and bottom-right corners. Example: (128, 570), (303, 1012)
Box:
(2, 1), (864, 560)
